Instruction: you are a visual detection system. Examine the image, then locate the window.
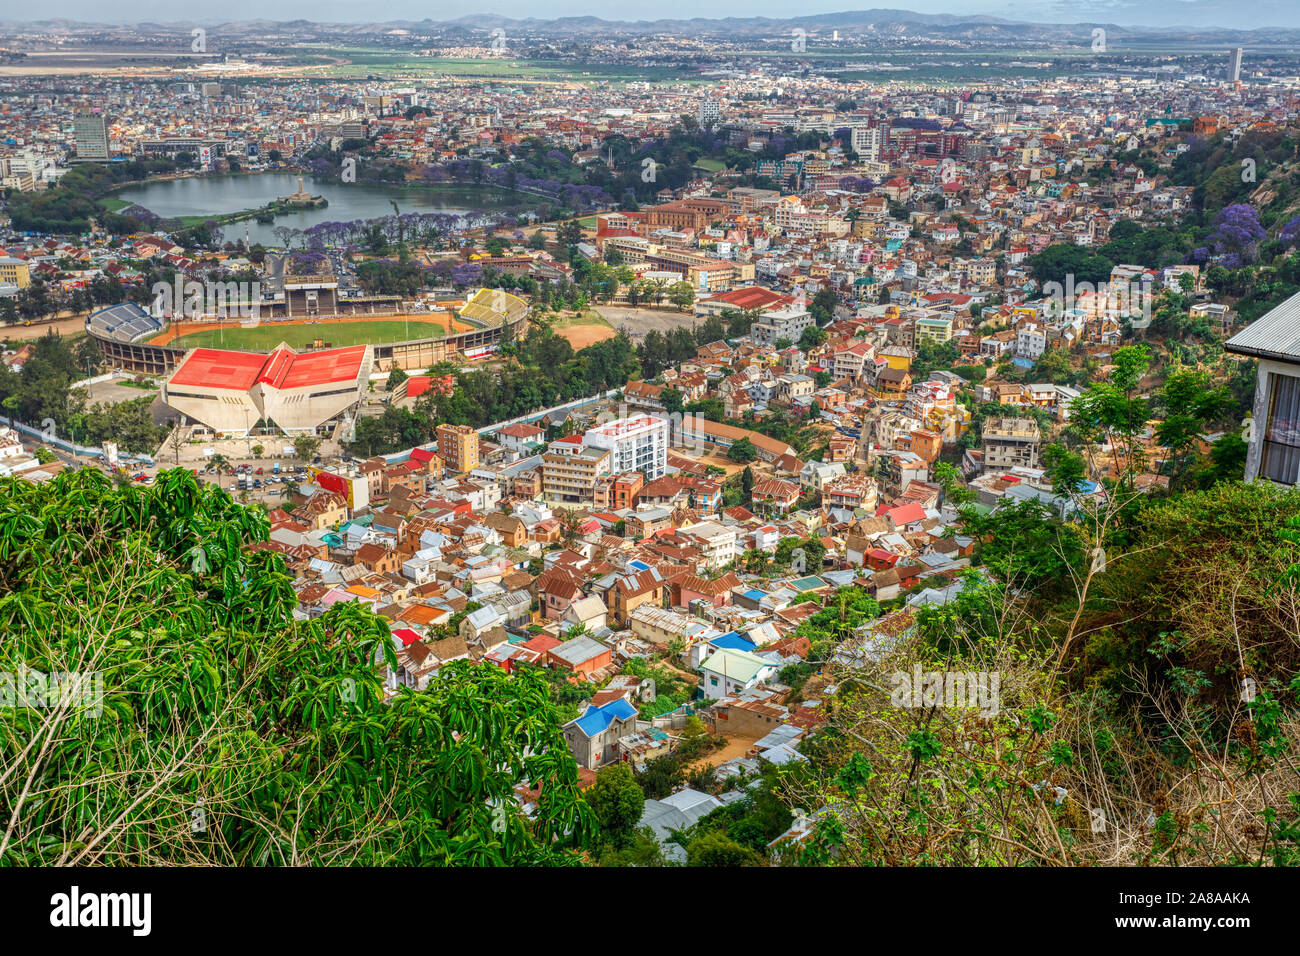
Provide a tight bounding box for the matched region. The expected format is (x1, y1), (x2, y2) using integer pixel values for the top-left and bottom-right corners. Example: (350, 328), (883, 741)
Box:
(1262, 373), (1300, 485)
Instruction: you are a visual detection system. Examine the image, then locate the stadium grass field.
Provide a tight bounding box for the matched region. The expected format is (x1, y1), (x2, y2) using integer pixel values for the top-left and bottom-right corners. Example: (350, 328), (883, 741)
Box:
(156, 318), (455, 351)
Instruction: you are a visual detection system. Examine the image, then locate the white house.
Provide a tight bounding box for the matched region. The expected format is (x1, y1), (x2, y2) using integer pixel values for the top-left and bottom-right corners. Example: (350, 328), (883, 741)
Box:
(698, 648), (780, 699)
(680, 520), (738, 569)
(799, 459), (847, 490)
(1227, 293), (1300, 485)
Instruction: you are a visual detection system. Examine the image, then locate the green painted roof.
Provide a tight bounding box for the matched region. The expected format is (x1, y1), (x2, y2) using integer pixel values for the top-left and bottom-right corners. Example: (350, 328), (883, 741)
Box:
(699, 648), (776, 683)
(791, 575), (827, 591)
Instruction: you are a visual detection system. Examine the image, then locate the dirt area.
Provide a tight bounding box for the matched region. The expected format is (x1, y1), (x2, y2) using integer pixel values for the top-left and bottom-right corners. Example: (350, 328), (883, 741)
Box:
(555, 324), (617, 349)
(672, 449), (775, 479)
(1, 314), (91, 342)
(594, 306), (702, 340)
(685, 735), (760, 772)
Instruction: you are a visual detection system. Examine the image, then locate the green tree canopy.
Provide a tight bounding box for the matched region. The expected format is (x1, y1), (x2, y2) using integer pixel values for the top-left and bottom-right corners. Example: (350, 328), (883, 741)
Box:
(0, 469), (596, 865)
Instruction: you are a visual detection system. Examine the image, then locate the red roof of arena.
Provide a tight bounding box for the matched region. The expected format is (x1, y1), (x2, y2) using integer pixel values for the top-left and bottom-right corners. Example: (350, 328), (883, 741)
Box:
(169, 349), (266, 390)
(171, 345), (367, 391)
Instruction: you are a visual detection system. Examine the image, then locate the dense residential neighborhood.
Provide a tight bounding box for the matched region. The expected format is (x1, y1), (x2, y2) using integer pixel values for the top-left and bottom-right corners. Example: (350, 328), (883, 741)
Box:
(2, 8), (1299, 890)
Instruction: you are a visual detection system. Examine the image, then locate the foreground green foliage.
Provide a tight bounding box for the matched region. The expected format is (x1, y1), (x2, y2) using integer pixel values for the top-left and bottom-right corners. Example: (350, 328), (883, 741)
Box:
(0, 468), (595, 865)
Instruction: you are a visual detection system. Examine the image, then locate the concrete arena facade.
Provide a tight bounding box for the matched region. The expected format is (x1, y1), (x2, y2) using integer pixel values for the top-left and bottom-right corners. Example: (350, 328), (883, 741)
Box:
(162, 344), (374, 437)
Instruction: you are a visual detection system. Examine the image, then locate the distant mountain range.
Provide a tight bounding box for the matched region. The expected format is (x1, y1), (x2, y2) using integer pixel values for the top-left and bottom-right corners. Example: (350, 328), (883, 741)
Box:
(4, 10), (1300, 45)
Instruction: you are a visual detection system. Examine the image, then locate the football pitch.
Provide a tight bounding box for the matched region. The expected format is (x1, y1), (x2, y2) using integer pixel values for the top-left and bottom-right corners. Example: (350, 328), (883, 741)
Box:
(159, 319), (451, 351)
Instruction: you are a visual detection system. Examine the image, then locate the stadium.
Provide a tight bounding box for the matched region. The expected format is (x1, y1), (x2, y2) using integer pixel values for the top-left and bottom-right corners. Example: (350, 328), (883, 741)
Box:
(86, 288), (529, 437)
(163, 343), (374, 437)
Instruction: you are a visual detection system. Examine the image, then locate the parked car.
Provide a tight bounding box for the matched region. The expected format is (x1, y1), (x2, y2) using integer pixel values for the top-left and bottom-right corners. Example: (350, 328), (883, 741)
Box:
(256, 467), (264, 475)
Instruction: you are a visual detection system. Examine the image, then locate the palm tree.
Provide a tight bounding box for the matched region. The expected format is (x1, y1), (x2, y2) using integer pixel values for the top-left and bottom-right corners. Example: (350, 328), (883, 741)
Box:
(559, 507), (583, 546)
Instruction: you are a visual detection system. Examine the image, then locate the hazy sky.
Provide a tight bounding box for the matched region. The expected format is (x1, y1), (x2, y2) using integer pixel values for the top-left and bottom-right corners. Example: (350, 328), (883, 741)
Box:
(15, 0), (1296, 29)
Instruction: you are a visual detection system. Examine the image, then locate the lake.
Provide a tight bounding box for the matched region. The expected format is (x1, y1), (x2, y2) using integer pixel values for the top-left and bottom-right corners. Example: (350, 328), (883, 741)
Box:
(111, 173), (526, 246)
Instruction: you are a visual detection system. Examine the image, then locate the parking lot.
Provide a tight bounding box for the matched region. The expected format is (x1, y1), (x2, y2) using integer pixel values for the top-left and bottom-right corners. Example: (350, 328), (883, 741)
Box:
(197, 458), (315, 505)
(104, 454), (317, 508)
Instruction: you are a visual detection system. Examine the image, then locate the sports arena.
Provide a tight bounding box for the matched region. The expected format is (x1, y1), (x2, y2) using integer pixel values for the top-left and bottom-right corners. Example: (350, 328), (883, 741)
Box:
(162, 343), (373, 437)
(87, 287), (530, 377)
(87, 288), (529, 437)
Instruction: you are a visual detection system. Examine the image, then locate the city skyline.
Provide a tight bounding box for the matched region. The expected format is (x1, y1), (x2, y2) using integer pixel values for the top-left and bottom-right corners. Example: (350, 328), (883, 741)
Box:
(5, 0), (1298, 30)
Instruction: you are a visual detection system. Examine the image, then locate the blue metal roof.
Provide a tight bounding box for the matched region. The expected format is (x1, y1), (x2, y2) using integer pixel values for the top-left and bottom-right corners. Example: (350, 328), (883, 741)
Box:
(574, 698), (638, 738)
(709, 631), (757, 652)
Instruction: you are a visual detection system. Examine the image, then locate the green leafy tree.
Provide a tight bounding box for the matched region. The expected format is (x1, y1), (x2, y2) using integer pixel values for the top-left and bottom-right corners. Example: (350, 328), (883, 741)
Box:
(661, 387), (684, 415)
(932, 462), (975, 505)
(799, 325), (828, 351)
(0, 468), (597, 865)
(1156, 369), (1232, 489)
(686, 831), (764, 866)
(584, 764), (645, 849)
(293, 435), (321, 462)
(636, 755), (685, 800)
(728, 437), (758, 463)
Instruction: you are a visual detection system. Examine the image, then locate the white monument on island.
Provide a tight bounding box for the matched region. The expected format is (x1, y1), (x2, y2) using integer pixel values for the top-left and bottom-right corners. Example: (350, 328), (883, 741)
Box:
(281, 176), (314, 203)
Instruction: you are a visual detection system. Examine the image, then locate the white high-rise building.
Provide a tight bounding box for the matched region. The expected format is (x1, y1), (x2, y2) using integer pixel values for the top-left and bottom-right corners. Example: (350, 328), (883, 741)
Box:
(1229, 47), (1244, 83)
(850, 126), (881, 162)
(74, 110), (109, 160)
(584, 415), (668, 480)
(698, 99), (721, 127)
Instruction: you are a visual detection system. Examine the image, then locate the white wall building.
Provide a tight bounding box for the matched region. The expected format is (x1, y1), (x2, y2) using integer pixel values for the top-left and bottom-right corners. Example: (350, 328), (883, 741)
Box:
(583, 415), (668, 480)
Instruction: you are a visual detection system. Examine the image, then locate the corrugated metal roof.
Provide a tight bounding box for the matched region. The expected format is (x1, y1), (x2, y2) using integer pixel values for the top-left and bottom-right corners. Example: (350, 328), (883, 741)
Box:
(573, 698), (637, 738)
(1226, 291), (1300, 362)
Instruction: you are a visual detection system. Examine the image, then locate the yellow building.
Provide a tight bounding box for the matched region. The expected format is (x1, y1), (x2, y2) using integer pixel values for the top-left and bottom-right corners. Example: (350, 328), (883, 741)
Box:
(0, 257), (31, 290)
(914, 316), (953, 346)
(878, 345), (914, 372)
(437, 424), (480, 474)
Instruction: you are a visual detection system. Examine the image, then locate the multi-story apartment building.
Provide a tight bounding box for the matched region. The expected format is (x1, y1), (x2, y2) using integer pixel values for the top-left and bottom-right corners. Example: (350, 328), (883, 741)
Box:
(679, 520), (739, 570)
(437, 424), (480, 474)
(850, 126), (882, 162)
(750, 306), (814, 348)
(543, 437), (612, 504)
(583, 415), (668, 481)
(981, 418), (1042, 473)
(0, 257), (31, 290)
(914, 315), (954, 346)
(1016, 325), (1048, 360)
(833, 342), (875, 381)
